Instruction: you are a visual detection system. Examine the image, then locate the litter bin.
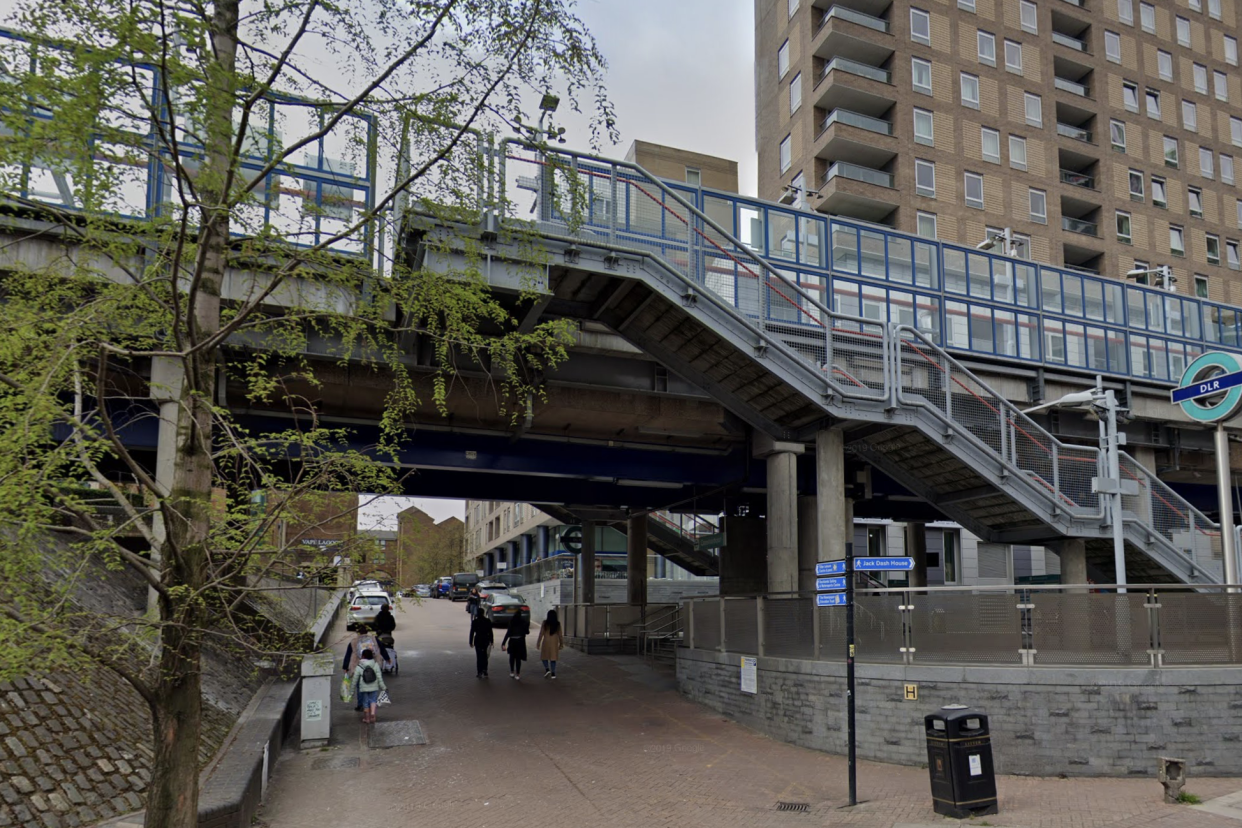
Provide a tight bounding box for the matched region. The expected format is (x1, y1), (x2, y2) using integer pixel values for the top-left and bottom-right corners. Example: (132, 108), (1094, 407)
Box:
(925, 705), (998, 819)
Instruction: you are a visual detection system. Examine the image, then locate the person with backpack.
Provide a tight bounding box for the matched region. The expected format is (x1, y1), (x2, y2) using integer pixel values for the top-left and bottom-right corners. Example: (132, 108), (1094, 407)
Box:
(536, 609), (564, 679)
(352, 648), (387, 724)
(342, 624), (387, 711)
(501, 610), (530, 680)
(469, 609), (494, 679)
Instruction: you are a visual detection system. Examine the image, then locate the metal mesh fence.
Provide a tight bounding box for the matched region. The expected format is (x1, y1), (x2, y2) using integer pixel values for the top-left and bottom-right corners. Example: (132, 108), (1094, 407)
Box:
(818, 603), (848, 660)
(764, 597), (815, 659)
(1030, 593), (1151, 665)
(1158, 592), (1242, 665)
(1120, 452), (1223, 580)
(906, 592), (1023, 664)
(692, 599), (721, 651)
(853, 594), (905, 662)
(723, 598), (759, 655)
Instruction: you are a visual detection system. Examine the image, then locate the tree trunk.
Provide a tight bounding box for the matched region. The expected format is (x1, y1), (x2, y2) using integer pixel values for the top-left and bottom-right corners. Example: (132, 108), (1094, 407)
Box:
(143, 2), (239, 826)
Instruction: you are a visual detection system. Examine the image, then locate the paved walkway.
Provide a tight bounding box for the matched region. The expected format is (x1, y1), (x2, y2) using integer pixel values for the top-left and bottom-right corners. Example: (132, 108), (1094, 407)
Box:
(257, 597), (1241, 827)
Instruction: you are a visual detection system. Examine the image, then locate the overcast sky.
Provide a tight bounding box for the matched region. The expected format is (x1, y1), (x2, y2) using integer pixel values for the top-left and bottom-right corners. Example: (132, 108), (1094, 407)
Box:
(361, 0), (756, 528)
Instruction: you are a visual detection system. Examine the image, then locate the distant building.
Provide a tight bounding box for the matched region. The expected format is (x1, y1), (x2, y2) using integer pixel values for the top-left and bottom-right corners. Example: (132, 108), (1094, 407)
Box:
(395, 505), (465, 585)
(624, 140), (740, 193)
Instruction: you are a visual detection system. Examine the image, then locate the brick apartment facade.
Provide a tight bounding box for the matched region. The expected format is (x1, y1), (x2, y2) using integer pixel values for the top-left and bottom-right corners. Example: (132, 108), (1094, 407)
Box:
(756, 0), (1242, 304)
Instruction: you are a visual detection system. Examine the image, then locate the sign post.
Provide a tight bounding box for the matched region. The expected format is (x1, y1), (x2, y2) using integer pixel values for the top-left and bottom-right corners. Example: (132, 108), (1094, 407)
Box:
(845, 541), (857, 808)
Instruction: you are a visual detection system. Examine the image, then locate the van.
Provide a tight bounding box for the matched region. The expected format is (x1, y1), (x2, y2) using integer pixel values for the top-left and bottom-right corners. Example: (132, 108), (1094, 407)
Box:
(450, 571), (479, 601)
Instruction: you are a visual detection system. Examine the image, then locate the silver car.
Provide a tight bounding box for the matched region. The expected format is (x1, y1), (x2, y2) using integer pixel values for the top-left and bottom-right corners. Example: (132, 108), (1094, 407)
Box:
(346, 590), (391, 630)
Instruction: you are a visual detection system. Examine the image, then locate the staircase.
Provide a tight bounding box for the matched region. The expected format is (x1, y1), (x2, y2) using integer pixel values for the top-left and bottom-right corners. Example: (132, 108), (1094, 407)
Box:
(411, 142), (1226, 588)
(536, 504), (719, 576)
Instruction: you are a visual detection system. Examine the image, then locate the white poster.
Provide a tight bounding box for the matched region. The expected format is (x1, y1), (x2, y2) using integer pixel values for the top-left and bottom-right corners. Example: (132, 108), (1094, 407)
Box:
(304, 699), (323, 722)
(740, 656), (757, 694)
(969, 754), (982, 777)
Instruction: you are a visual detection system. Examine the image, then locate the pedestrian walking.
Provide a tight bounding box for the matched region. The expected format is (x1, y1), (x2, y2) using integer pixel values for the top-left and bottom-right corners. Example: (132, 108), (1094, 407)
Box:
(342, 624), (387, 712)
(466, 586), (481, 618)
(536, 609), (564, 679)
(501, 611), (530, 680)
(469, 610), (494, 678)
(374, 603), (396, 637)
(352, 648), (387, 724)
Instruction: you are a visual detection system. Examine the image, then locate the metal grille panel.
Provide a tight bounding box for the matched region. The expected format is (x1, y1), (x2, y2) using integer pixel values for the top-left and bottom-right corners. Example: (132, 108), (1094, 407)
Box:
(763, 597), (815, 659)
(852, 595), (905, 663)
(723, 598), (759, 655)
(1158, 593), (1242, 665)
(692, 599), (721, 651)
(907, 592), (1022, 664)
(1030, 593), (1151, 665)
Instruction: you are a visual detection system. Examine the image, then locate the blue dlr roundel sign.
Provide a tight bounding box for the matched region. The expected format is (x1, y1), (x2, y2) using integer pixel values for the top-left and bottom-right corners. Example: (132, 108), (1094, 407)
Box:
(1175, 352), (1242, 423)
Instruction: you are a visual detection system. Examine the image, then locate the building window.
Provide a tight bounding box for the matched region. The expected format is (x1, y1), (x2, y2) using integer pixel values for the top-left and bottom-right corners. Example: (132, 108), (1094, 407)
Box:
(1118, 0), (1133, 23)
(1152, 176), (1167, 208)
(1164, 135), (1179, 167)
(1228, 35), (1239, 66)
(1201, 147), (1215, 179)
(1223, 155), (1234, 186)
(1129, 169), (1144, 199)
(964, 171), (984, 208)
(916, 159), (936, 197)
(780, 134), (791, 173)
(1216, 71), (1229, 102)
(789, 0), (800, 17)
(1190, 0), (1201, 9)
(1105, 32), (1122, 63)
(1157, 50), (1173, 81)
(1123, 81), (1139, 112)
(1176, 16), (1191, 46)
(1193, 63), (1208, 94)
(1116, 210), (1133, 244)
(1207, 234), (1221, 264)
(1182, 100), (1197, 131)
(1189, 186), (1203, 218)
(1238, 199), (1242, 229)
(1004, 40), (1022, 72)
(790, 72), (802, 113)
(982, 127), (1001, 162)
(1145, 89), (1161, 120)
(1010, 135), (1027, 169)
(1140, 2), (1155, 31)
(917, 211), (938, 239)
(1170, 225), (1185, 256)
(978, 30), (996, 65)
(914, 108), (935, 145)
(1210, 0), (1222, 18)
(686, 167), (702, 186)
(1025, 92), (1042, 127)
(1020, 0), (1038, 32)
(778, 41), (790, 79)
(1111, 119), (1127, 151)
(1029, 188), (1047, 223)
(961, 72), (980, 108)
(1232, 116), (1242, 147)
(911, 8), (931, 45)
(959, 0), (976, 11)
(912, 58), (933, 95)
(1228, 240), (1240, 270)
(1195, 275), (1209, 297)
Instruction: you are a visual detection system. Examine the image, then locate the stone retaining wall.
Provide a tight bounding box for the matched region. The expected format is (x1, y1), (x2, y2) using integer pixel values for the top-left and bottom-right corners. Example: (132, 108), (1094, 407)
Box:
(677, 647), (1242, 777)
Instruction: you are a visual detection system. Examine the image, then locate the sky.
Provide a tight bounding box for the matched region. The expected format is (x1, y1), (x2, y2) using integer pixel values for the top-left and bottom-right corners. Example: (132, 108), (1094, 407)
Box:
(360, 0), (757, 529)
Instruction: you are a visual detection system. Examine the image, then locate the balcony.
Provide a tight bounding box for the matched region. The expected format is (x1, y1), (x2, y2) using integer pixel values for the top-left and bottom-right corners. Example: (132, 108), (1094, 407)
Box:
(1056, 122), (1094, 144)
(816, 160), (898, 222)
(814, 56), (894, 115)
(1054, 76), (1091, 97)
(815, 108), (897, 167)
(821, 56), (890, 84)
(813, 4), (894, 66)
(1060, 169), (1095, 189)
(1062, 216), (1098, 236)
(1058, 0), (1084, 6)
(1052, 31), (1088, 52)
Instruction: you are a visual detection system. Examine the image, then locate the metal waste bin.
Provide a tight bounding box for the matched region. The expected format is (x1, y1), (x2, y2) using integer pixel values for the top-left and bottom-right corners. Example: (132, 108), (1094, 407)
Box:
(925, 705), (998, 818)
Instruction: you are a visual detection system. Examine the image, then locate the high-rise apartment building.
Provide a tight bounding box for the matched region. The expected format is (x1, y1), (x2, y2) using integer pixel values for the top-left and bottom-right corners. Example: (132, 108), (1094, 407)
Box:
(756, 0), (1242, 303)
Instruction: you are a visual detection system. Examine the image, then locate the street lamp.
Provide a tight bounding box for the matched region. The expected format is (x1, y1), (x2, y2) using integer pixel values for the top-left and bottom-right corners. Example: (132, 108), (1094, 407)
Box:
(975, 227), (1027, 257)
(1023, 377), (1130, 592)
(1126, 264), (1176, 290)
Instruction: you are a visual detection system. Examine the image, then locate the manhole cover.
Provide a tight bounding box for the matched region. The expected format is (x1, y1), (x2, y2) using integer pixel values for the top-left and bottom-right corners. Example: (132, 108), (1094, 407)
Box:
(368, 720), (428, 749)
(311, 756), (360, 770)
(775, 801), (810, 813)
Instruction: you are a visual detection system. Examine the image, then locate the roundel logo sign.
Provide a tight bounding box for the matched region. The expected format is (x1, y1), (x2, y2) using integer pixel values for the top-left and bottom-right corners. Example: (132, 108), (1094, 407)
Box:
(1174, 351), (1242, 423)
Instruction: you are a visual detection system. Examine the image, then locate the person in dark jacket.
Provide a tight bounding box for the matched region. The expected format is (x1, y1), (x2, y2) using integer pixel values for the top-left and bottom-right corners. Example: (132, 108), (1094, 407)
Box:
(374, 603), (396, 637)
(465, 587), (481, 618)
(501, 611), (530, 680)
(469, 611), (494, 679)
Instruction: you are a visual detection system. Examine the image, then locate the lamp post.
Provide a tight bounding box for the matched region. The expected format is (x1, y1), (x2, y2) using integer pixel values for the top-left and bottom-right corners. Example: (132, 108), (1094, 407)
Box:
(1126, 264), (1177, 290)
(1023, 377), (1128, 592)
(975, 227), (1027, 257)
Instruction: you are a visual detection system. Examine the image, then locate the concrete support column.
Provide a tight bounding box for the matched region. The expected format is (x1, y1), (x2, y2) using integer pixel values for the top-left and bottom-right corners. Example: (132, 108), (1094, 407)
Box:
(627, 514), (648, 607)
(906, 522), (928, 588)
(537, 525), (549, 559)
(520, 534), (533, 566)
(816, 428), (853, 566)
(483, 551), (495, 575)
(755, 434), (804, 595)
(580, 519), (596, 605)
(797, 496), (818, 593)
(1053, 539), (1089, 592)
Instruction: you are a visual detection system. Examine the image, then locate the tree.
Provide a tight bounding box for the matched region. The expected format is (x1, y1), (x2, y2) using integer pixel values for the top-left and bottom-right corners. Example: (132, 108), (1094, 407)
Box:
(0, 2), (614, 825)
(397, 508), (466, 584)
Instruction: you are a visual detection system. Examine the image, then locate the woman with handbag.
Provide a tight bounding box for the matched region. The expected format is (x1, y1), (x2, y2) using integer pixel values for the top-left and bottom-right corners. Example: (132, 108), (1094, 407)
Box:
(536, 609), (564, 679)
(501, 611), (530, 680)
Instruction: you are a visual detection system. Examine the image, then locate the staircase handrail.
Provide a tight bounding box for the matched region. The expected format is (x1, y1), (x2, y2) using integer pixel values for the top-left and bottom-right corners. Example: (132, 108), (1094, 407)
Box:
(497, 140), (892, 404)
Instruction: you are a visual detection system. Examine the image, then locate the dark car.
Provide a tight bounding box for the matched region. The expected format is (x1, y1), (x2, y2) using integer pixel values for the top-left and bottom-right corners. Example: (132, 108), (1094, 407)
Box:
(481, 591), (530, 627)
(450, 571), (479, 601)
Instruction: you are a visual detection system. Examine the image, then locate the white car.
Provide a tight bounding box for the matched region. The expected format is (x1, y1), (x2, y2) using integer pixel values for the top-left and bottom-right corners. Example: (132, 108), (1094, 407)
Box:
(346, 589), (392, 630)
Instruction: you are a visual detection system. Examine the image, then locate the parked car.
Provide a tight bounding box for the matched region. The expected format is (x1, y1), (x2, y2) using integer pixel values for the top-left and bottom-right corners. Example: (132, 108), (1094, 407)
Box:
(481, 590), (529, 627)
(434, 577), (452, 598)
(346, 589), (391, 630)
(450, 571), (479, 601)
(414, 584), (432, 598)
(477, 580), (508, 592)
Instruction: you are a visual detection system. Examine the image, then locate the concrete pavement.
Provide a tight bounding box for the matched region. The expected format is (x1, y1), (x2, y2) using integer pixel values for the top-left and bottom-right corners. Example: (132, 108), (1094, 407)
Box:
(256, 596), (1241, 827)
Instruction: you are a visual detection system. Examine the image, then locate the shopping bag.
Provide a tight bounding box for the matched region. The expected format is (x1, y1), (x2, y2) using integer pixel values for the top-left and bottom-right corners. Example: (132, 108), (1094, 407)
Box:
(377, 690), (391, 706)
(339, 674), (354, 703)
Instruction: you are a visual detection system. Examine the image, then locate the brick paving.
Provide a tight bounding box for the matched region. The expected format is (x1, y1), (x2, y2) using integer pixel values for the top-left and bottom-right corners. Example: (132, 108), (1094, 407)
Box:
(258, 598), (1241, 828)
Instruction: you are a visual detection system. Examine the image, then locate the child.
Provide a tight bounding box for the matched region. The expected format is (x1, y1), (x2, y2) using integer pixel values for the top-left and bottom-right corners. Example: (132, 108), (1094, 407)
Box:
(352, 647), (387, 724)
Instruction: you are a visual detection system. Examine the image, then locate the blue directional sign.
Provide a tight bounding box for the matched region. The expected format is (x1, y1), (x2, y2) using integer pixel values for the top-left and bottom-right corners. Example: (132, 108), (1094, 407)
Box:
(853, 557), (916, 572)
(816, 576), (847, 591)
(816, 592), (848, 607)
(1171, 369), (1242, 404)
(815, 560), (847, 576)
